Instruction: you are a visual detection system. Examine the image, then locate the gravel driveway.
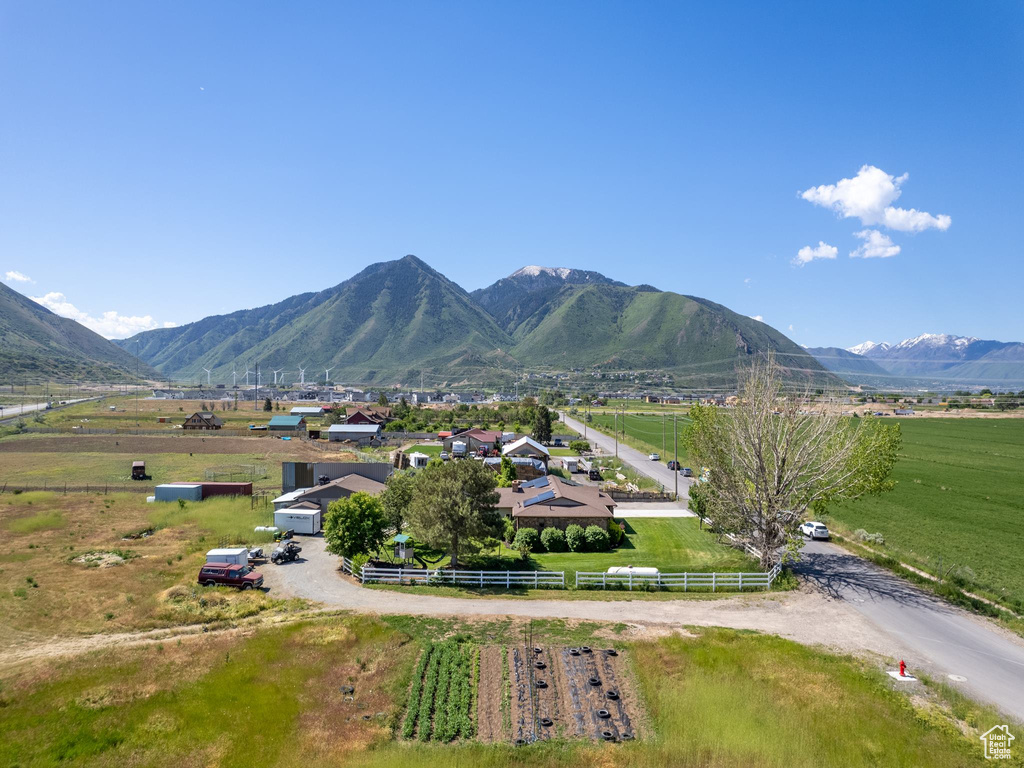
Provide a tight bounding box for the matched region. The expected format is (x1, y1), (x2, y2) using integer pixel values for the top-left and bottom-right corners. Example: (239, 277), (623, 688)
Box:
(261, 533), (902, 659)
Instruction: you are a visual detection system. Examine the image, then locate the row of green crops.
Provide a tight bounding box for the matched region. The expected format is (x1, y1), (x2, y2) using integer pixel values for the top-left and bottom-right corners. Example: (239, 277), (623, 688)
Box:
(401, 641), (477, 742)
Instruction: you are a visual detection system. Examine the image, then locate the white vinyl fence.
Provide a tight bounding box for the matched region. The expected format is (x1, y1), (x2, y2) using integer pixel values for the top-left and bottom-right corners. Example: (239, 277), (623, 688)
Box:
(356, 564), (780, 591)
(360, 567), (565, 588)
(575, 563), (782, 592)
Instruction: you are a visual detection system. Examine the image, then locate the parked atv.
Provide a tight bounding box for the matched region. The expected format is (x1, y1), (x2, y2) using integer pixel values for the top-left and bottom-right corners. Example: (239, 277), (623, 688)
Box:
(271, 541), (302, 564)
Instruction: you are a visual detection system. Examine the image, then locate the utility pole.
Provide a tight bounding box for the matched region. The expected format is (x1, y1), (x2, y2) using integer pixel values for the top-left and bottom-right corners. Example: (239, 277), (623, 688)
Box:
(254, 361), (259, 411)
(614, 412), (618, 458)
(663, 413), (666, 454)
(673, 414), (678, 501)
(135, 340), (140, 427)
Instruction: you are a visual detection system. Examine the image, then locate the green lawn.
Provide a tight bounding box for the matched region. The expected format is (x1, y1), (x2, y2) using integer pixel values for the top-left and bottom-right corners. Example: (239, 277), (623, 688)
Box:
(397, 518), (755, 574)
(533, 518), (754, 573)
(828, 418), (1024, 610)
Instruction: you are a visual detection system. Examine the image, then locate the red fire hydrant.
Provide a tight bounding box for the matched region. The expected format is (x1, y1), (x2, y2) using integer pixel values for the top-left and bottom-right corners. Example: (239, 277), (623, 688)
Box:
(899, 660), (906, 677)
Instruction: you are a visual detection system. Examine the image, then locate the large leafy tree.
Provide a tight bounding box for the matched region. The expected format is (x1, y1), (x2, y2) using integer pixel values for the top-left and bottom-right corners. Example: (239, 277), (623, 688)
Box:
(496, 456), (518, 487)
(531, 405), (553, 443)
(380, 471), (415, 533)
(323, 491), (388, 559)
(686, 355), (901, 568)
(406, 459), (501, 568)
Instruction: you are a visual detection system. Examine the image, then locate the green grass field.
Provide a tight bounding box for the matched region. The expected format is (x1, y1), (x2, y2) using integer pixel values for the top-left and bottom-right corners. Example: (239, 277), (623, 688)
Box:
(0, 451), (279, 490)
(0, 615), (1001, 767)
(585, 411), (692, 466)
(828, 418), (1024, 610)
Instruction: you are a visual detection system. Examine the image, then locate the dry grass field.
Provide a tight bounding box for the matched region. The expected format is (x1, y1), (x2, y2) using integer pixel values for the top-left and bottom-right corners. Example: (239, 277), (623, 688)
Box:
(0, 491), (307, 644)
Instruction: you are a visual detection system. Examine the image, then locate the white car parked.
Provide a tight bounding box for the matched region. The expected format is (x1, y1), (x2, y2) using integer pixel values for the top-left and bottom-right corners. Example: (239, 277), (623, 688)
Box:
(800, 521), (830, 540)
(648, 453), (660, 461)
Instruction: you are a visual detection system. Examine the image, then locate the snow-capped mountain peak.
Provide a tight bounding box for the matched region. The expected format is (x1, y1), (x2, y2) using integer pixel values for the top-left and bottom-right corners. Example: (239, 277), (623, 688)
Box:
(511, 266), (573, 279)
(847, 340), (890, 356)
(891, 333), (978, 350)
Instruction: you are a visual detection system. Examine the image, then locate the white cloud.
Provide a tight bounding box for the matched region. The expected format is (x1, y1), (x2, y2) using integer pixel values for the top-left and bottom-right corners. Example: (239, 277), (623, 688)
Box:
(749, 315), (763, 322)
(792, 241), (838, 266)
(4, 270), (33, 283)
(744, 277), (752, 285)
(30, 292), (176, 339)
(788, 324), (794, 331)
(850, 229), (901, 259)
(800, 165), (950, 233)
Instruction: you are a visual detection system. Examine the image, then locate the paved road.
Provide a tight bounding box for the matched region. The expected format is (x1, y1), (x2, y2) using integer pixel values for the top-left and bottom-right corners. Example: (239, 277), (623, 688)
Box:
(559, 411), (692, 502)
(0, 397), (95, 425)
(796, 540), (1024, 722)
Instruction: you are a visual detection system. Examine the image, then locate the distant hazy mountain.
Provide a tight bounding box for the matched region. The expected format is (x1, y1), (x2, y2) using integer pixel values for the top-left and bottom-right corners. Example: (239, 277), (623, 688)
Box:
(844, 333), (1024, 385)
(805, 347), (892, 379)
(122, 256), (837, 388)
(846, 340), (891, 356)
(0, 281), (154, 381)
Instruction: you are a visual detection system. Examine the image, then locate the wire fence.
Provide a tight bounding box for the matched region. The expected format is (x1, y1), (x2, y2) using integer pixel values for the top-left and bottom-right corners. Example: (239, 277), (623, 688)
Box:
(0, 481), (151, 494)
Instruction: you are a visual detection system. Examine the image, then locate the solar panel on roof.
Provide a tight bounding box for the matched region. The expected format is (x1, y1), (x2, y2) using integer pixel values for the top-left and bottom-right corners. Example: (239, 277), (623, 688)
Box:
(523, 489), (556, 507)
(521, 476), (549, 489)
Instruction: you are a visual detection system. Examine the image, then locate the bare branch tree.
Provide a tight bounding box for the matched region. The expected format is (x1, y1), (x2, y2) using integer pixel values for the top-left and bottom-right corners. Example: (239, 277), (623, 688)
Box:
(686, 354), (901, 569)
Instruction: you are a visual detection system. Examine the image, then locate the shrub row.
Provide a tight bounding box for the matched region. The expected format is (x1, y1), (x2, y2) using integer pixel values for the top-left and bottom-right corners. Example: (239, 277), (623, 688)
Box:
(512, 523), (614, 553)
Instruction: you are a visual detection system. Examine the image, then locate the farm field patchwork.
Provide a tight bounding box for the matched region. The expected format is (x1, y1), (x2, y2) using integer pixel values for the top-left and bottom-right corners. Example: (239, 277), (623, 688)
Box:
(0, 615), (1000, 767)
(828, 418), (1024, 609)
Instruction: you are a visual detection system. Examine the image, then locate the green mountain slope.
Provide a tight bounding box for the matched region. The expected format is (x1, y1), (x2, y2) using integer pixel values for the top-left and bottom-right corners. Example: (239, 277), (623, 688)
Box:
(0, 282), (154, 381)
(471, 266), (627, 335)
(121, 256), (516, 385)
(123, 257), (838, 388)
(508, 284), (837, 387)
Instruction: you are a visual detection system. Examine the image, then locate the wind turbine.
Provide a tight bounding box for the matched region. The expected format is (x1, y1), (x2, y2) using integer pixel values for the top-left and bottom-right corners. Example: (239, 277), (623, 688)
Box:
(231, 370), (237, 388)
(202, 368), (211, 387)
(272, 368), (283, 386)
(325, 367), (333, 386)
(298, 363), (307, 386)
(244, 368), (251, 387)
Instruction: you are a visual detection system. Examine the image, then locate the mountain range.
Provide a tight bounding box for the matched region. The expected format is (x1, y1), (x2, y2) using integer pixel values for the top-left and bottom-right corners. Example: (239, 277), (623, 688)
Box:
(116, 255), (836, 389)
(807, 333), (1024, 386)
(0, 281), (155, 381)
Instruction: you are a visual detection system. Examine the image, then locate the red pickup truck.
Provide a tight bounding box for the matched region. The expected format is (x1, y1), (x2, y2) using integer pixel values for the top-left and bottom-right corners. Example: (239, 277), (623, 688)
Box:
(197, 563), (264, 590)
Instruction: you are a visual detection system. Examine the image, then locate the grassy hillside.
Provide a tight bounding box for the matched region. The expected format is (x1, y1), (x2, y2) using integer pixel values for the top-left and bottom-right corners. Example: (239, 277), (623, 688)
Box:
(123, 256), (516, 385)
(123, 257), (838, 389)
(0, 282), (153, 382)
(828, 418), (1024, 610)
(512, 285), (838, 387)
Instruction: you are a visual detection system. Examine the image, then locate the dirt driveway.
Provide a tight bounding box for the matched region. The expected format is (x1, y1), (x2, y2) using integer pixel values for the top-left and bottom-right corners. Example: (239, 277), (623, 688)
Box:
(260, 534), (904, 659)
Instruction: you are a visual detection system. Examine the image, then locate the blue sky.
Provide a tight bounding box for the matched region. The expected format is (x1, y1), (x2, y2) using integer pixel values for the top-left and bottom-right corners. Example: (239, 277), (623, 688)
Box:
(1, 1), (1021, 347)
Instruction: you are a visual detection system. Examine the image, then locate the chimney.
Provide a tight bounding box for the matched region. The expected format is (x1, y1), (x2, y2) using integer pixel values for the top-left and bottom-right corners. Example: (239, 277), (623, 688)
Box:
(512, 480), (522, 493)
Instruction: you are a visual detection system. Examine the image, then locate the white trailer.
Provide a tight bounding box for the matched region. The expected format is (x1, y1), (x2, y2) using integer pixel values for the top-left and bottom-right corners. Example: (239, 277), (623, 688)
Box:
(206, 547), (250, 566)
(451, 440), (467, 457)
(274, 508), (322, 535)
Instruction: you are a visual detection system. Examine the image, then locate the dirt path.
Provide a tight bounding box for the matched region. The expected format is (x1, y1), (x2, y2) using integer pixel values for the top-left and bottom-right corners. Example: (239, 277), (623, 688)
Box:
(476, 646), (505, 743)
